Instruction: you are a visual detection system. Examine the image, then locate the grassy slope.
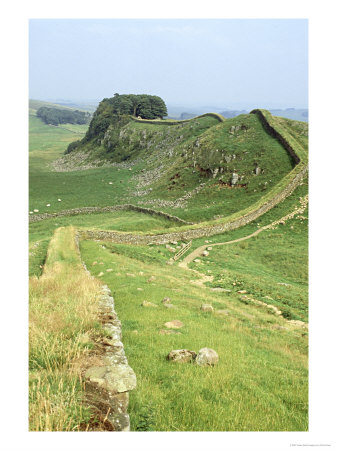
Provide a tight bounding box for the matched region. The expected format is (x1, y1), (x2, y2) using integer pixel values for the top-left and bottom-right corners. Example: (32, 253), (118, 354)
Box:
(29, 227), (103, 431)
(80, 185), (308, 431)
(29, 104), (308, 432)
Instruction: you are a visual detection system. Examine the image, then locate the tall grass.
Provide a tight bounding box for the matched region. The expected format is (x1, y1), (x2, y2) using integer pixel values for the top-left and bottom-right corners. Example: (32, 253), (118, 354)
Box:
(29, 227), (103, 431)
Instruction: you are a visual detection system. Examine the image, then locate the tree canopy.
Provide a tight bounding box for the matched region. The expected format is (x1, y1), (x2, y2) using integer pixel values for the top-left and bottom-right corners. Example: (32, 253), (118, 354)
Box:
(36, 107), (91, 126)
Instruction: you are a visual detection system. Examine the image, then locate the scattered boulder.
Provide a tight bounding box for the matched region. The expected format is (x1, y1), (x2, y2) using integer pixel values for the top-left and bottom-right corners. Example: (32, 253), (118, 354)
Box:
(141, 301), (158, 308)
(194, 259), (201, 263)
(200, 304), (214, 312)
(98, 272), (104, 277)
(167, 349), (197, 363)
(137, 288), (143, 291)
(254, 167), (261, 175)
(33, 209), (39, 212)
(164, 320), (183, 329)
(207, 247), (213, 251)
(231, 173), (239, 186)
(106, 269), (113, 272)
(195, 348), (219, 366)
(147, 276), (156, 283)
(202, 251), (209, 257)
(162, 297), (171, 304)
(237, 290), (247, 294)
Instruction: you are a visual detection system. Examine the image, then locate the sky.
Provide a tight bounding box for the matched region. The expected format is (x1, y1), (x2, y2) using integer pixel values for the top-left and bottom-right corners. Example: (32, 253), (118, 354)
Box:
(29, 19), (308, 110)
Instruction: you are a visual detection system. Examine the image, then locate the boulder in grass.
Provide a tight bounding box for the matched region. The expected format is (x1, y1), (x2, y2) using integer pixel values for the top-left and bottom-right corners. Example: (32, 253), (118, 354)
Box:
(200, 304), (213, 313)
(167, 349), (196, 363)
(162, 297), (171, 304)
(195, 348), (219, 366)
(164, 320), (183, 329)
(202, 250), (209, 257)
(237, 290), (247, 294)
(164, 303), (175, 309)
(147, 276), (156, 283)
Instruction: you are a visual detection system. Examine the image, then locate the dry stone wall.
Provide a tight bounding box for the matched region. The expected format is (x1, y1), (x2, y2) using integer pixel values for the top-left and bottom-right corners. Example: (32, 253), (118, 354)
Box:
(74, 233), (136, 431)
(29, 204), (193, 225)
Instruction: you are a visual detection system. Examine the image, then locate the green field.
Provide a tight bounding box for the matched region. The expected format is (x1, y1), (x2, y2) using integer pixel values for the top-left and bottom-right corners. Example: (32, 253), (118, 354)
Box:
(29, 100), (308, 432)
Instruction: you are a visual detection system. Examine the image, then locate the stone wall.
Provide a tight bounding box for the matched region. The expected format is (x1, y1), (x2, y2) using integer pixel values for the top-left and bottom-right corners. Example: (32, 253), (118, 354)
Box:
(130, 112), (225, 125)
(78, 165), (307, 245)
(29, 204), (193, 225)
(74, 233), (136, 431)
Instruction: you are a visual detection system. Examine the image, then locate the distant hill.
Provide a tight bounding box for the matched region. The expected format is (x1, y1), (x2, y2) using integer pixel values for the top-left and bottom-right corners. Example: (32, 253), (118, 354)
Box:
(219, 108), (308, 122)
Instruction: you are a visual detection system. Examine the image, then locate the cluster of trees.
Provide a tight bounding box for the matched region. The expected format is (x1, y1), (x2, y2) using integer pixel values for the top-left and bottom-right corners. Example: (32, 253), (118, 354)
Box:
(66, 93), (167, 154)
(83, 93), (167, 142)
(37, 107), (91, 126)
(103, 93), (167, 119)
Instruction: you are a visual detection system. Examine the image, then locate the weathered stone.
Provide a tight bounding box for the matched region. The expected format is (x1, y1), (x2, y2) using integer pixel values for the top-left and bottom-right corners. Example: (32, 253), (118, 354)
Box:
(254, 167), (261, 175)
(202, 250), (209, 257)
(162, 297), (171, 304)
(98, 272), (104, 277)
(200, 304), (214, 312)
(164, 303), (175, 309)
(137, 287), (143, 291)
(207, 247), (213, 251)
(231, 173), (239, 186)
(167, 349), (197, 363)
(85, 365), (136, 393)
(141, 301), (158, 307)
(147, 276), (156, 282)
(164, 320), (184, 329)
(194, 259), (201, 263)
(237, 290), (247, 294)
(195, 348), (219, 366)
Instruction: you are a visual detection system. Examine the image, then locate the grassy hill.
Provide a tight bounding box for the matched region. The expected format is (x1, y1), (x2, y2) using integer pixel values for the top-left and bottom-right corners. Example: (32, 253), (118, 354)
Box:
(28, 98), (308, 432)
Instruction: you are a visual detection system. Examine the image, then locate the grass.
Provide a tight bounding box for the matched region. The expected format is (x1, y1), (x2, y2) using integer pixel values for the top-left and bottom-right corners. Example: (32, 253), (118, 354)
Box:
(80, 229), (308, 431)
(29, 102), (308, 432)
(29, 227), (104, 431)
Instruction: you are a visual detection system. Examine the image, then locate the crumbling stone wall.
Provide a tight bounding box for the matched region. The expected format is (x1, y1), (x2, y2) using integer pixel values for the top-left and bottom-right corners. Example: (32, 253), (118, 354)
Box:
(29, 204), (193, 225)
(74, 233), (136, 431)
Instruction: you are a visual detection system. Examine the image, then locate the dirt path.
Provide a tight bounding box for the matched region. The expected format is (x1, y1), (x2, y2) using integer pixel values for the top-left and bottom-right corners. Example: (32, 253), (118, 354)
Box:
(179, 194), (308, 269)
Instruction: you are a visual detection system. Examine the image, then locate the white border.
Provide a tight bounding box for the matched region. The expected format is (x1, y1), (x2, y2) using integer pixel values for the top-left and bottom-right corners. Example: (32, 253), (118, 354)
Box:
(1, 1), (337, 449)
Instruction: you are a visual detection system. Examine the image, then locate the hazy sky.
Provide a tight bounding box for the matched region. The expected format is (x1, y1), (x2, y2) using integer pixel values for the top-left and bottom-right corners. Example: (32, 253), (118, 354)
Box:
(29, 19), (308, 109)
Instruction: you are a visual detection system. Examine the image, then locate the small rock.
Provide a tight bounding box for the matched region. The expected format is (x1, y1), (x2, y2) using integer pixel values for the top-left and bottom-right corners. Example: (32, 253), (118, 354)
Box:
(195, 348), (219, 366)
(202, 251), (209, 257)
(57, 198), (61, 201)
(29, 211), (33, 214)
(164, 303), (175, 309)
(46, 204), (50, 207)
(33, 209), (39, 212)
(162, 297), (171, 304)
(99, 262), (104, 265)
(200, 304), (214, 312)
(137, 288), (143, 291)
(109, 182), (113, 184)
(164, 320), (183, 329)
(207, 247), (213, 251)
(139, 271), (144, 276)
(167, 349), (196, 363)
(98, 272), (104, 277)
(92, 261), (97, 265)
(170, 241), (178, 245)
(106, 269), (113, 272)
(194, 259), (201, 263)
(237, 290), (247, 294)
(141, 301), (158, 307)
